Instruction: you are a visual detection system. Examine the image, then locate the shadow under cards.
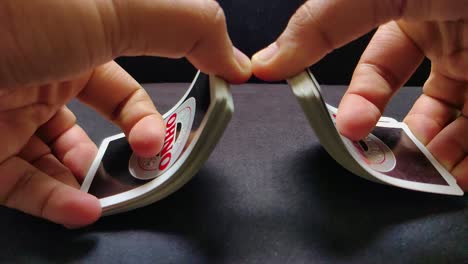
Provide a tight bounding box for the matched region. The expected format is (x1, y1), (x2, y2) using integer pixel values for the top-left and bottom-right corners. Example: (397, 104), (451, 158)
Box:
(281, 145), (467, 257)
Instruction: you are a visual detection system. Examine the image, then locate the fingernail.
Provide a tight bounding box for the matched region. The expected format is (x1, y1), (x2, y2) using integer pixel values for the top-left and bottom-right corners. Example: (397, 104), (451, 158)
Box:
(233, 47), (251, 69)
(253, 43), (279, 63)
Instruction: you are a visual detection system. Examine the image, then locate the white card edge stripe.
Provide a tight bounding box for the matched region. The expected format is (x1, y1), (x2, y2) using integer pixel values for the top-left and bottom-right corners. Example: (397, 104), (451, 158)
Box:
(80, 133), (125, 193)
(100, 75), (233, 215)
(288, 69), (464, 196)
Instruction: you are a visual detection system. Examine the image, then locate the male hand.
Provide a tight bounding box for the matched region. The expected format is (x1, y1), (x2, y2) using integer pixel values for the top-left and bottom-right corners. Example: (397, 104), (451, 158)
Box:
(252, 0), (467, 190)
(0, 0), (251, 227)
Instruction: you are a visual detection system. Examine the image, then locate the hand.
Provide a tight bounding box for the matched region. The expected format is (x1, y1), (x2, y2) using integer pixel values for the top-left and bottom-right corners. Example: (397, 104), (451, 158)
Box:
(0, 0), (251, 228)
(251, 0), (467, 191)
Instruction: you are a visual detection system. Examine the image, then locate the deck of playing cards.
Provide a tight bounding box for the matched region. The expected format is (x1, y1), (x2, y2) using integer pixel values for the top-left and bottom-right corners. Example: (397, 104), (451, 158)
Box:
(81, 71), (234, 215)
(288, 70), (463, 196)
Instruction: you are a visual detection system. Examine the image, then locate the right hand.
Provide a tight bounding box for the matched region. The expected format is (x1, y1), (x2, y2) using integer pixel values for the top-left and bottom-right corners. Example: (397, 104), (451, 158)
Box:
(0, 0), (251, 227)
(252, 0), (467, 190)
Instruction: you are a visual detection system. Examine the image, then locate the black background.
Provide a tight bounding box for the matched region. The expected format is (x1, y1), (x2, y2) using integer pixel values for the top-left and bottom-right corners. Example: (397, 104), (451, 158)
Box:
(116, 0), (431, 84)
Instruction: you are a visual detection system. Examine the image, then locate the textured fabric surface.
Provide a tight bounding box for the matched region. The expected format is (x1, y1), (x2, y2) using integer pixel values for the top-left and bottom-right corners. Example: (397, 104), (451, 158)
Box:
(1, 83), (466, 263)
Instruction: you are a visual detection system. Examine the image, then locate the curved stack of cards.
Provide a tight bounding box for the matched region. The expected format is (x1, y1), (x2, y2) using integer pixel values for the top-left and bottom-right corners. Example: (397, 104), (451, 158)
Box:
(287, 70), (463, 196)
(81, 72), (235, 215)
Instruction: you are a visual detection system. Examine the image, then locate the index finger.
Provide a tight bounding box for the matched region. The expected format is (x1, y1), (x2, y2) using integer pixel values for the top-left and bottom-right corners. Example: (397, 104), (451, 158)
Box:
(78, 61), (166, 158)
(251, 0), (467, 81)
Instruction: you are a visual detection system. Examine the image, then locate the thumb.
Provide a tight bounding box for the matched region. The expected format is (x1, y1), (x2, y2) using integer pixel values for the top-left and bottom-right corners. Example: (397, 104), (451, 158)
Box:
(0, 0), (251, 88)
(251, 0), (467, 81)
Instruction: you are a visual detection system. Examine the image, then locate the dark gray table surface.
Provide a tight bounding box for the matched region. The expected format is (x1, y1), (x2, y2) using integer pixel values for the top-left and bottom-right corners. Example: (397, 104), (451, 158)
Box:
(1, 83), (466, 263)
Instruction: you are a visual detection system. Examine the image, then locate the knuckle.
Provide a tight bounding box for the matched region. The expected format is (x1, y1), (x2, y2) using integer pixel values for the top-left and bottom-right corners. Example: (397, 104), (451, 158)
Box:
(39, 183), (60, 219)
(386, 0), (408, 18)
(288, 2), (335, 52)
(2, 166), (36, 207)
(199, 0), (226, 29)
(290, 1), (315, 30)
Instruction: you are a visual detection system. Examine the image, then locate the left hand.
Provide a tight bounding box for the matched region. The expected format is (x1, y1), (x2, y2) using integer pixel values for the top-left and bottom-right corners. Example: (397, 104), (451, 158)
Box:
(0, 0), (251, 228)
(0, 62), (161, 227)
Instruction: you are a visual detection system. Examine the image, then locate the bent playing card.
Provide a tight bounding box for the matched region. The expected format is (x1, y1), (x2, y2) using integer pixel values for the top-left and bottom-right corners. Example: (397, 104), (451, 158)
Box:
(81, 71), (234, 215)
(288, 70), (463, 196)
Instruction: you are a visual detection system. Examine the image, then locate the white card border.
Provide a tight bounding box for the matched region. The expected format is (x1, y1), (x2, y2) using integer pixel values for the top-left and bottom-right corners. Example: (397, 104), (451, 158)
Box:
(341, 120), (463, 195)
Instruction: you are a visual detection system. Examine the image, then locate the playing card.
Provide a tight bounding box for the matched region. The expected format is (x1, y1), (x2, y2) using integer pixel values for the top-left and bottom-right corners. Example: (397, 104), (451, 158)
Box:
(129, 97), (196, 181)
(80, 71), (234, 214)
(288, 70), (463, 195)
(81, 97), (196, 199)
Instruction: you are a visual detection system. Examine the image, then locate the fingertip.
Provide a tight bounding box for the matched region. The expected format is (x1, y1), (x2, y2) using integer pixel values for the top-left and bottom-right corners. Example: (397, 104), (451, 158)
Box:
(252, 41), (311, 82)
(252, 43), (279, 66)
(336, 94), (381, 140)
(251, 42), (282, 81)
(43, 186), (102, 228)
(128, 114), (166, 158)
(62, 193), (102, 229)
(230, 47), (252, 84)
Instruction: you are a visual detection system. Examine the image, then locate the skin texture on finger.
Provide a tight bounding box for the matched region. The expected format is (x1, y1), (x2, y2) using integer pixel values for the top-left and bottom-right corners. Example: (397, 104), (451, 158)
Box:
(421, 68), (467, 108)
(251, 0), (467, 81)
(404, 94), (461, 145)
(404, 69), (466, 144)
(110, 0), (251, 83)
(0, 75), (91, 162)
(51, 125), (97, 182)
(0, 77), (90, 112)
(18, 136), (51, 163)
(397, 20), (468, 81)
(18, 112), (88, 189)
(36, 106), (78, 145)
(0, 0), (250, 88)
(37, 106), (97, 182)
(337, 23), (424, 140)
(0, 0), (111, 88)
(32, 154), (80, 188)
(0, 157), (101, 227)
(426, 116), (468, 190)
(452, 157), (468, 190)
(78, 61), (164, 158)
(0, 103), (57, 162)
(18, 136), (81, 186)
(404, 68), (467, 190)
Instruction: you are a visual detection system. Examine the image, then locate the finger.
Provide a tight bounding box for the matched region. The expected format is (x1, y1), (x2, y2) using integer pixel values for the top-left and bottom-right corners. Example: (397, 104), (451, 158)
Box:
(78, 61), (164, 158)
(0, 76), (90, 111)
(18, 135), (81, 187)
(426, 116), (468, 188)
(336, 22), (424, 140)
(404, 94), (460, 145)
(112, 0), (251, 83)
(0, 102), (56, 162)
(33, 154), (81, 188)
(0, 0), (250, 88)
(18, 136), (51, 164)
(404, 69), (465, 144)
(0, 157), (101, 227)
(251, 0), (467, 80)
(37, 106), (97, 182)
(452, 157), (468, 191)
(51, 125), (97, 183)
(37, 106), (77, 144)
(421, 69), (466, 109)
